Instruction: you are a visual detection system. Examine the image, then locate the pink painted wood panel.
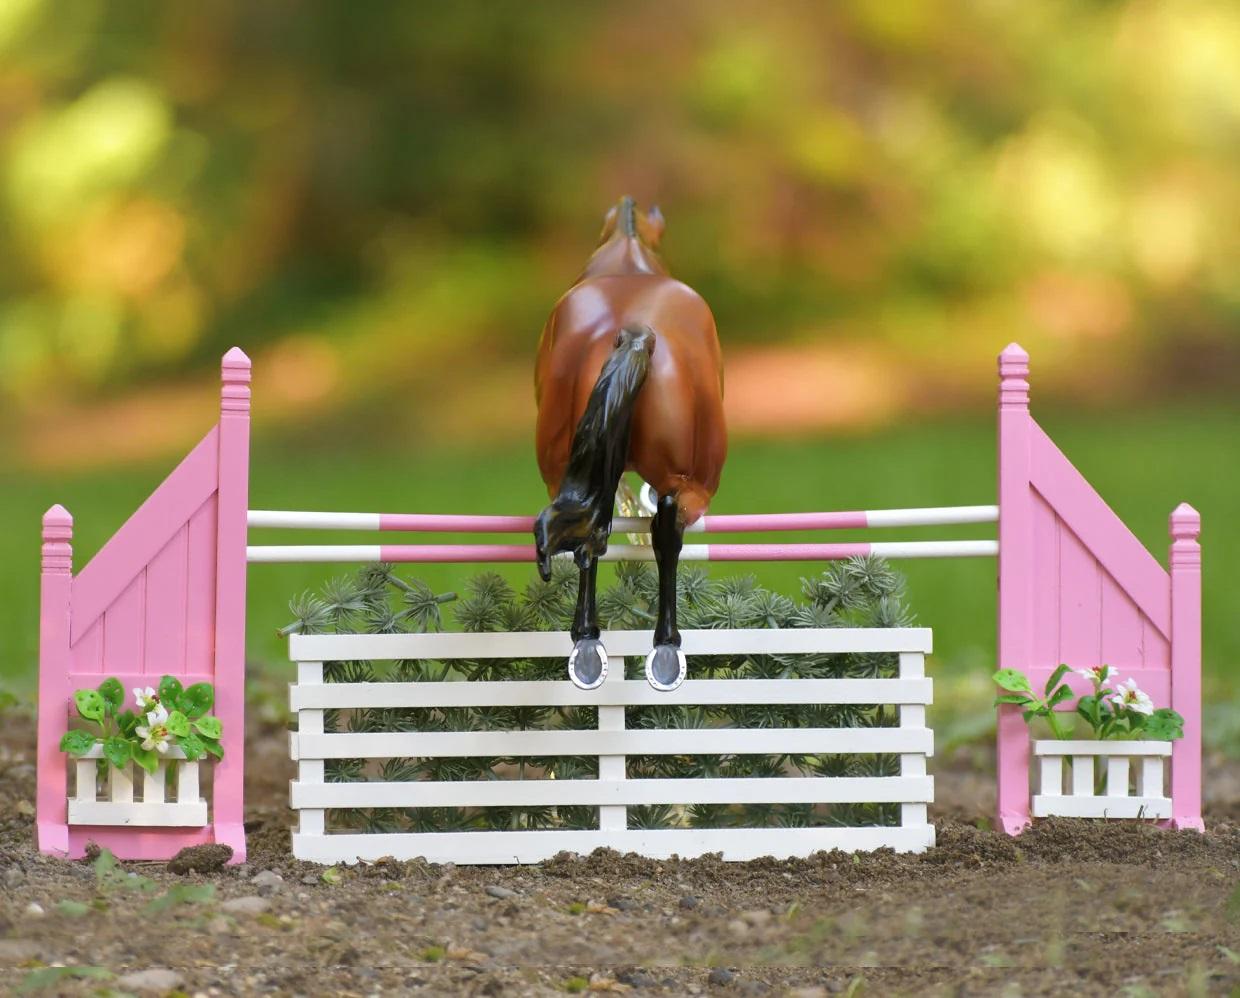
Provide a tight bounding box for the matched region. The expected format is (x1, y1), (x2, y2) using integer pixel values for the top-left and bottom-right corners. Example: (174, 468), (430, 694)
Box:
(1031, 494), (1060, 670)
(185, 495), (218, 675)
(70, 617), (104, 675)
(144, 527), (189, 676)
(101, 572), (145, 676)
(1143, 619), (1170, 670)
(71, 426), (219, 644)
(1100, 571), (1143, 673)
(1056, 517), (1101, 669)
(1028, 493), (1166, 677)
(1029, 423), (1169, 637)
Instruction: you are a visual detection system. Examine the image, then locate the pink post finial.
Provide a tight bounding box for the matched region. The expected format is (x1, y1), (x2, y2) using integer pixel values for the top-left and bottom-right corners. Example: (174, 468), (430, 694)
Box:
(1169, 502), (1201, 548)
(41, 504), (73, 575)
(998, 343), (1030, 410)
(221, 347), (252, 414)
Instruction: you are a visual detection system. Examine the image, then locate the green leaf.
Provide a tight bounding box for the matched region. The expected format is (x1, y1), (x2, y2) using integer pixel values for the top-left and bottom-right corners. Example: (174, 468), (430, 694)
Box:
(96, 678), (124, 715)
(166, 710), (191, 738)
(992, 669), (1032, 694)
(18, 965), (110, 993)
(200, 736), (224, 760)
(1144, 709), (1184, 741)
(59, 729), (97, 757)
(158, 675), (184, 710)
(993, 694), (1033, 706)
(1044, 664), (1071, 697)
(53, 899), (91, 918)
(115, 709), (139, 738)
(74, 689), (105, 723)
(179, 732), (206, 761)
(143, 883), (215, 914)
(102, 737), (131, 770)
(131, 746), (159, 775)
(193, 716), (222, 739)
(1047, 684), (1075, 708)
(180, 682), (214, 719)
(321, 867), (342, 885)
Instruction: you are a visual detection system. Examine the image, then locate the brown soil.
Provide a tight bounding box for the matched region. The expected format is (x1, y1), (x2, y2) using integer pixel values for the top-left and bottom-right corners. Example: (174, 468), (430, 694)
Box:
(2, 708), (1239, 997)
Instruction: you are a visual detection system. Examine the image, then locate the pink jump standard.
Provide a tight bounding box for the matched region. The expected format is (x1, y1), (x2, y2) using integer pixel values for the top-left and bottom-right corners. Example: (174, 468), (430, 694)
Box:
(994, 344), (1202, 834)
(35, 350), (251, 862)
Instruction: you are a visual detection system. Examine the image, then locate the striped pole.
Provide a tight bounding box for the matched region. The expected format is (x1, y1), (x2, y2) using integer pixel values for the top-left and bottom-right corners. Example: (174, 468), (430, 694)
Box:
(246, 539), (999, 564)
(248, 505), (999, 535)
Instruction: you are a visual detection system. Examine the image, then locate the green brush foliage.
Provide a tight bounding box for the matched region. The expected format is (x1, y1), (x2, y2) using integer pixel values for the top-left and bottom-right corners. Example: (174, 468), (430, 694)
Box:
(282, 556), (915, 833)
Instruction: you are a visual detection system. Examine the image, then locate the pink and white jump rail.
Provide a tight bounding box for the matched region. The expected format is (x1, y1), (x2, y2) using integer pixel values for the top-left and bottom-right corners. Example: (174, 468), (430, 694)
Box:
(35, 342), (1203, 864)
(243, 507), (1000, 564)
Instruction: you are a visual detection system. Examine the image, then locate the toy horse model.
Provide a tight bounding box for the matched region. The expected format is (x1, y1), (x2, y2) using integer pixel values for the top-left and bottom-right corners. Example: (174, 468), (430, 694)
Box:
(533, 197), (727, 692)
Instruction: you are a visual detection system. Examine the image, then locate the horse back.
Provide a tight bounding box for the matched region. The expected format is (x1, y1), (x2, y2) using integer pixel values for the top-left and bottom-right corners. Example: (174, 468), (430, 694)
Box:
(535, 275), (726, 516)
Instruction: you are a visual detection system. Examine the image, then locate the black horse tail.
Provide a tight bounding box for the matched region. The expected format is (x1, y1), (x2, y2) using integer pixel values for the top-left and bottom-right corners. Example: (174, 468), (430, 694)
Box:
(534, 325), (655, 578)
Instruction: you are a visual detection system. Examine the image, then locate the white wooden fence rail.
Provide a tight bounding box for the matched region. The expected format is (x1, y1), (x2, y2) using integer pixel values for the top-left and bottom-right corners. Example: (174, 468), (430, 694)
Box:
(287, 628), (935, 864)
(68, 745), (208, 827)
(1032, 740), (1171, 819)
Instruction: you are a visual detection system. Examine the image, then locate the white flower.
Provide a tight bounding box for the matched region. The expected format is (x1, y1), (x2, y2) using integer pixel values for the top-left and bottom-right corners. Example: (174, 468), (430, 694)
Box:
(145, 704), (169, 726)
(133, 686), (160, 712)
(134, 718), (170, 754)
(1109, 678), (1154, 716)
(1077, 666), (1116, 685)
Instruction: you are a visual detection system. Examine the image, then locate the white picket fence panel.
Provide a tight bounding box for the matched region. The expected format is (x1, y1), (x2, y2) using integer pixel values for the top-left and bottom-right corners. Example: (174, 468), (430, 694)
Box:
(287, 627), (935, 864)
(68, 745), (208, 827)
(1032, 740), (1171, 820)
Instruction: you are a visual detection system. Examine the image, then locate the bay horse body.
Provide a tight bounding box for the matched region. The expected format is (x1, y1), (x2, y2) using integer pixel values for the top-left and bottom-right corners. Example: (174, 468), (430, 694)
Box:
(533, 197), (726, 690)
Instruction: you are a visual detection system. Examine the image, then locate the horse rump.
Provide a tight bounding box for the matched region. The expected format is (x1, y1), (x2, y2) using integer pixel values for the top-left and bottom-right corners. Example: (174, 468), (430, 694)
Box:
(533, 325), (655, 579)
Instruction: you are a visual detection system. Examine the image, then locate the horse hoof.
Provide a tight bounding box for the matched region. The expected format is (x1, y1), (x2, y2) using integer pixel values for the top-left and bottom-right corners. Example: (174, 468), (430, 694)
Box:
(568, 638), (608, 690)
(645, 644), (686, 692)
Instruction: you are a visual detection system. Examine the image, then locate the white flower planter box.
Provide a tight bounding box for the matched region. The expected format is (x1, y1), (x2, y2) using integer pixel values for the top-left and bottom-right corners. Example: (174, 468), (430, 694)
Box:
(1032, 740), (1171, 820)
(67, 745), (208, 827)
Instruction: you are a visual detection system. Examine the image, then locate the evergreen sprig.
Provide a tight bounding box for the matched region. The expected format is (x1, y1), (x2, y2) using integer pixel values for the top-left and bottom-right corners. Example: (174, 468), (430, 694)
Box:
(282, 555), (915, 833)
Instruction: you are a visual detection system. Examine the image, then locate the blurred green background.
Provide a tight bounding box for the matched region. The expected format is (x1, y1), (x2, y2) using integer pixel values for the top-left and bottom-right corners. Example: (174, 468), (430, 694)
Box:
(1, 1), (1236, 740)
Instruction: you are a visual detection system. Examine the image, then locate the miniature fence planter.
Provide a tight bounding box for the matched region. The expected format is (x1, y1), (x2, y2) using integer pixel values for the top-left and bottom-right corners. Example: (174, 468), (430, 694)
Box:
(1032, 740), (1171, 820)
(287, 627), (935, 865)
(68, 746), (208, 828)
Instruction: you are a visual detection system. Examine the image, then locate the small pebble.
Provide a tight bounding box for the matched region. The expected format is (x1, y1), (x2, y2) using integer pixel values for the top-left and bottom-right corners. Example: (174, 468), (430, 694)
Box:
(740, 909), (771, 927)
(617, 970), (657, 989)
(4, 867), (24, 887)
(485, 885), (517, 900)
(302, 874), (319, 885)
(708, 967), (735, 986)
(0, 939), (41, 961)
(221, 895), (270, 915)
(207, 915), (232, 934)
(608, 895), (638, 911)
(117, 968), (184, 993)
(727, 919), (748, 938)
(678, 895), (699, 910)
(23, 902), (44, 919)
(252, 869), (285, 895)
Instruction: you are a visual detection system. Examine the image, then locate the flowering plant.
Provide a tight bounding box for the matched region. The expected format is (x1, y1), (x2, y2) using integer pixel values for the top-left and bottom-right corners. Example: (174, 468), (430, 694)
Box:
(993, 664), (1183, 741)
(58, 675), (224, 774)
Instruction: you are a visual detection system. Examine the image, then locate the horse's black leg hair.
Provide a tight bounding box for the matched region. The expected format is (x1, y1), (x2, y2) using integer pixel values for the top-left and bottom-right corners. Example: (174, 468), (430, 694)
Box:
(571, 557), (600, 642)
(652, 493), (684, 647)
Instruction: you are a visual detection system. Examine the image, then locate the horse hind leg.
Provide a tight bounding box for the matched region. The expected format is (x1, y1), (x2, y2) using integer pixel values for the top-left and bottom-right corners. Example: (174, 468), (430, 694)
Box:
(646, 492), (687, 691)
(568, 556), (608, 690)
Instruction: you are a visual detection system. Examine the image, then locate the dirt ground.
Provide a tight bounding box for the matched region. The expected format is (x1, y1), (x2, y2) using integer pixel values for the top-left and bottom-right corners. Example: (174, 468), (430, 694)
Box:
(2, 708), (1239, 998)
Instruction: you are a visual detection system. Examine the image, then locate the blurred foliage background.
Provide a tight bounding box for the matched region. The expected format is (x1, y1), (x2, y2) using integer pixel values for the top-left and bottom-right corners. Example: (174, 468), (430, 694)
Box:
(1, 0), (1237, 740)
